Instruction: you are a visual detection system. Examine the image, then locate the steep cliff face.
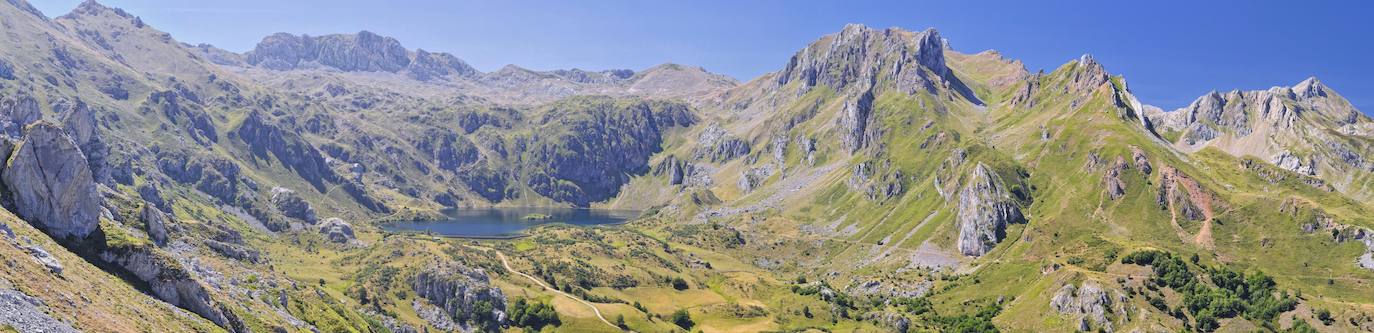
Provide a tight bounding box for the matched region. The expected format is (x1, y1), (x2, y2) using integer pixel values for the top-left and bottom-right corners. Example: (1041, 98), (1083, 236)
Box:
(776, 24), (952, 97)
(2, 123), (102, 240)
(269, 187), (317, 224)
(692, 123), (751, 162)
(522, 97), (695, 205)
(236, 110), (338, 191)
(248, 31), (413, 73)
(955, 163), (1025, 257)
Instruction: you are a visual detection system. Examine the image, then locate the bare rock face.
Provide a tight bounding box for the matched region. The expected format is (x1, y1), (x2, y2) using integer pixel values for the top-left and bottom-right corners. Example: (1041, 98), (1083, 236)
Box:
(98, 246), (230, 329)
(57, 99), (111, 185)
(737, 164), (776, 193)
(956, 163), (1025, 257)
(1050, 282), (1125, 332)
(140, 204), (169, 246)
(1103, 156), (1129, 200)
(1129, 146), (1152, 175)
(409, 49), (478, 81)
(2, 122), (102, 240)
(838, 88), (877, 152)
(248, 31), (410, 72)
(777, 24), (950, 96)
(270, 187), (317, 224)
(1271, 151), (1316, 176)
(0, 94), (40, 139)
(236, 111), (337, 191)
(692, 123), (750, 162)
(411, 262), (507, 329)
(137, 181), (170, 212)
(318, 218), (354, 243)
(1067, 55), (1111, 99)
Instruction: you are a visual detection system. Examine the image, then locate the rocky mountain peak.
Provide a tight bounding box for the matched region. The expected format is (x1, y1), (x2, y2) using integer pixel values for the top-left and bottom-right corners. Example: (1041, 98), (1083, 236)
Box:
(247, 30), (410, 72)
(67, 0), (119, 17)
(776, 24), (952, 96)
(1292, 76), (1328, 99)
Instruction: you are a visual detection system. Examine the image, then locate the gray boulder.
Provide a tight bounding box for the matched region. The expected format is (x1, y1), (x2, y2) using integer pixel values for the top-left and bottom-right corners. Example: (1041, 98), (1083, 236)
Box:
(137, 181), (170, 213)
(318, 218), (354, 243)
(22, 245), (62, 275)
(3, 122), (102, 240)
(140, 204), (169, 246)
(956, 163), (1025, 257)
(270, 187), (317, 224)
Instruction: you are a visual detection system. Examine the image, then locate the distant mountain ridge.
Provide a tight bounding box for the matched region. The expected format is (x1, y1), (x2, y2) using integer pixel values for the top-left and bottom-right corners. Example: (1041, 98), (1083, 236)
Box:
(0, 0), (1372, 332)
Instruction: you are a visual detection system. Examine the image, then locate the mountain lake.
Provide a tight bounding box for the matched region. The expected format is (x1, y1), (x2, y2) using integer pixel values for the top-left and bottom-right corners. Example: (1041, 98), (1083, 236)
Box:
(381, 208), (640, 238)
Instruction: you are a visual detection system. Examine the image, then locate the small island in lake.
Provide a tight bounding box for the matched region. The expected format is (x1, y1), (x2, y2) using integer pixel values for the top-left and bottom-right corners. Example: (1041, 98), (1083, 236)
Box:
(522, 213), (554, 221)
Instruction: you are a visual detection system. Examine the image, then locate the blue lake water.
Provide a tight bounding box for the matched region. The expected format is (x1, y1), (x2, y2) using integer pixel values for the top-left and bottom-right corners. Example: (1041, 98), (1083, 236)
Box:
(381, 208), (640, 238)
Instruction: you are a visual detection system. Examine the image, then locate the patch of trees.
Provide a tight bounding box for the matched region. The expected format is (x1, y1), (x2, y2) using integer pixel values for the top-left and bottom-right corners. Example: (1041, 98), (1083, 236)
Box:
(1121, 250), (1298, 332)
(670, 309), (694, 329)
(509, 298), (560, 331)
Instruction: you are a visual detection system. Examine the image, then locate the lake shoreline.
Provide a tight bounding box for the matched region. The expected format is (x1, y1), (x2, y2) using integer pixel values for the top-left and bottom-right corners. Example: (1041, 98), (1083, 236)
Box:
(380, 208), (639, 238)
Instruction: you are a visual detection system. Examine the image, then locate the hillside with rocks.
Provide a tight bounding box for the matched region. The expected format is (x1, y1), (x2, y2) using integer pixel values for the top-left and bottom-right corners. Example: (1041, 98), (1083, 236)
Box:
(0, 1), (1368, 332)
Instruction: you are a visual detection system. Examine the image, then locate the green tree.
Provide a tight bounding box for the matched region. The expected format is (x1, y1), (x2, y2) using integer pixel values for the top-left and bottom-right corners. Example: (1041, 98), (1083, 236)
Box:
(670, 309), (694, 329)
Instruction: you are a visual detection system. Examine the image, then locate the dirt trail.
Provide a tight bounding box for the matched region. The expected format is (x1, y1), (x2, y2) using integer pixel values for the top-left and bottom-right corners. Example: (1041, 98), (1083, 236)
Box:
(471, 246), (621, 331)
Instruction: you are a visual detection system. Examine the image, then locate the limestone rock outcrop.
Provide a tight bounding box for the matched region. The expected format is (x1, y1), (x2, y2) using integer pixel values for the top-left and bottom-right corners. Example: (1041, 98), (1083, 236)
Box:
(57, 99), (110, 185)
(956, 163), (1025, 257)
(0, 95), (40, 139)
(1051, 282), (1126, 332)
(270, 187), (317, 224)
(692, 124), (750, 162)
(318, 218), (354, 243)
(411, 262), (507, 329)
(98, 246), (230, 329)
(140, 204), (169, 246)
(2, 123), (102, 240)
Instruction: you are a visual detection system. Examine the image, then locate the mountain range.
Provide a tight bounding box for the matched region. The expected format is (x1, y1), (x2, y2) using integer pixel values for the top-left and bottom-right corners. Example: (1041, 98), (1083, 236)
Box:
(0, 1), (1369, 332)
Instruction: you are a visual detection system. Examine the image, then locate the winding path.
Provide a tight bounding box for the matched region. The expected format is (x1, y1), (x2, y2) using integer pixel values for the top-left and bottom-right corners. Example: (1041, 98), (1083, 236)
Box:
(491, 250), (621, 331)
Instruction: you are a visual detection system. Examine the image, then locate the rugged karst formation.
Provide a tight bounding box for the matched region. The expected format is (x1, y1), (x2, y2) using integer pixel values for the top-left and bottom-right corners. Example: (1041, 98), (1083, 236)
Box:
(1147, 77), (1374, 200)
(411, 262), (507, 329)
(1051, 282), (1126, 332)
(270, 187), (317, 224)
(955, 163), (1025, 257)
(319, 217), (355, 243)
(248, 31), (422, 74)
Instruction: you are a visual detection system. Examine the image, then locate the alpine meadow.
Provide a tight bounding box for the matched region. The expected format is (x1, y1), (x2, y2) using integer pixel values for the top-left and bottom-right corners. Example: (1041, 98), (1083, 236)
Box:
(0, 1), (1371, 332)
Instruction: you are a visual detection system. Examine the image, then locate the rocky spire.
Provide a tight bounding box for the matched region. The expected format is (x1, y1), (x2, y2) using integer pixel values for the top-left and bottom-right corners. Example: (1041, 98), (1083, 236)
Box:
(1292, 76), (1328, 99)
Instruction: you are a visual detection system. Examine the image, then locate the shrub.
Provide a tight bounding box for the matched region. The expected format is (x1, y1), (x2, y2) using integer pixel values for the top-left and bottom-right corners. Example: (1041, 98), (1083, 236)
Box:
(670, 309), (694, 329)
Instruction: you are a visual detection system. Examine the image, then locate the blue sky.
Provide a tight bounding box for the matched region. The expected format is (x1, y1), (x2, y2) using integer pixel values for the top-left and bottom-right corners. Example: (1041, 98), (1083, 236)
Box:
(34, 0), (1374, 111)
